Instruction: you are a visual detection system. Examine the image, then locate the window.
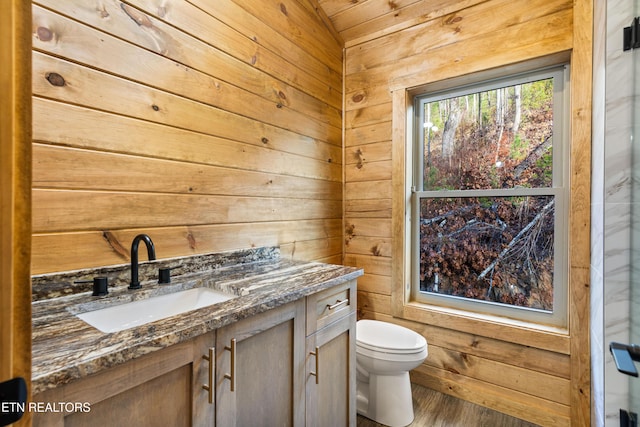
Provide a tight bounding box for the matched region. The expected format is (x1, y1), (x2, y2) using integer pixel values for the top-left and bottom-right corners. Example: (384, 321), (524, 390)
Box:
(410, 66), (569, 327)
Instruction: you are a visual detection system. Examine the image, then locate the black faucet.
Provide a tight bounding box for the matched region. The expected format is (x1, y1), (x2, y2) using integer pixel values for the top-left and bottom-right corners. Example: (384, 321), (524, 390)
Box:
(128, 234), (156, 290)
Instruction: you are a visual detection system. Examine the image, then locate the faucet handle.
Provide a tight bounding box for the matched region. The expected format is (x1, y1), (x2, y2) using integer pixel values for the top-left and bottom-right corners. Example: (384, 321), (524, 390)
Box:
(74, 277), (109, 296)
(158, 267), (173, 284)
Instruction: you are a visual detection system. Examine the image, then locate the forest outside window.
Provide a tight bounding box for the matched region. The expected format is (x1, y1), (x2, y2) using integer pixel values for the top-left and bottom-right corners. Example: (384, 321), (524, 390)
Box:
(410, 66), (569, 327)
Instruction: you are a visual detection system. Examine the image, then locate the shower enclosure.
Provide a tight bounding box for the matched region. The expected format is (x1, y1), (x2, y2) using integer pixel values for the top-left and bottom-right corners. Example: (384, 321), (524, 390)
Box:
(616, 0), (640, 421)
(630, 0), (640, 417)
(603, 0), (640, 424)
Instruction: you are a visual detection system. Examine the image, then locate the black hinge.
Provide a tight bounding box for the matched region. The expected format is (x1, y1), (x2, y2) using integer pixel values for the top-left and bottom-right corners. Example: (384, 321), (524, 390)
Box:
(621, 409), (638, 427)
(0, 377), (27, 426)
(610, 342), (640, 376)
(624, 17), (640, 51)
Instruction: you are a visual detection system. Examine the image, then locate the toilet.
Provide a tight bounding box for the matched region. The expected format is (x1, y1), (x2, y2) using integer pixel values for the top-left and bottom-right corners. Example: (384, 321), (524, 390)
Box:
(356, 320), (428, 427)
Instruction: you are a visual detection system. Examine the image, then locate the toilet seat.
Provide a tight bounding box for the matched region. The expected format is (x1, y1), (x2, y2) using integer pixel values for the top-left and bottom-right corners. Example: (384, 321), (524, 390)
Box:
(356, 342), (428, 364)
(356, 320), (427, 354)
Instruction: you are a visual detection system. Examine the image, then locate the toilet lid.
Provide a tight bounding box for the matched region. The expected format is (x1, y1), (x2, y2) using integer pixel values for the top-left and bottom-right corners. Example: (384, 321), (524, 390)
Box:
(356, 320), (426, 353)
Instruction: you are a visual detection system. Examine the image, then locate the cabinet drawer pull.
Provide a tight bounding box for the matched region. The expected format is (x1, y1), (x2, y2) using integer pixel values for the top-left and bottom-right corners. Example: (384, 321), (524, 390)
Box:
(327, 299), (349, 311)
(202, 347), (215, 404)
(310, 346), (320, 384)
(224, 338), (236, 392)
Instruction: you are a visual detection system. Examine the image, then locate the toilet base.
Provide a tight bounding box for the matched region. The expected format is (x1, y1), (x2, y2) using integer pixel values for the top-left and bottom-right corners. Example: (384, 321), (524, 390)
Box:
(356, 371), (414, 427)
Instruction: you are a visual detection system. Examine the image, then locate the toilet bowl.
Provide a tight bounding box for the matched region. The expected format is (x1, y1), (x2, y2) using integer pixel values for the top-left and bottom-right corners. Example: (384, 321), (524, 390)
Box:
(356, 320), (428, 427)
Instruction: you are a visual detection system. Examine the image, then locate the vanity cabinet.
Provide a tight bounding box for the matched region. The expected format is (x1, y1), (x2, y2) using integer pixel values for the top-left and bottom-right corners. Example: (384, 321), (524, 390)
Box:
(305, 280), (357, 427)
(214, 299), (306, 426)
(32, 280), (357, 427)
(32, 331), (215, 427)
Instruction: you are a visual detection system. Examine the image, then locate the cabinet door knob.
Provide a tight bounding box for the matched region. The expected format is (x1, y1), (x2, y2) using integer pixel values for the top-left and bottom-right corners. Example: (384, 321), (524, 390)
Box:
(310, 346), (320, 384)
(202, 347), (215, 404)
(224, 338), (237, 392)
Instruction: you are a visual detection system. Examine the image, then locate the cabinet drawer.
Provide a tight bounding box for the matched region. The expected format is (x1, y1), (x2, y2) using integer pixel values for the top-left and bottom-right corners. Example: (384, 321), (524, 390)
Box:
(306, 280), (356, 335)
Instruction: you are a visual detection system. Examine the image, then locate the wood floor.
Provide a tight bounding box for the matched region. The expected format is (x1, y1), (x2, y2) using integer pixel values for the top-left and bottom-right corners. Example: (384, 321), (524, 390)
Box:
(356, 382), (540, 427)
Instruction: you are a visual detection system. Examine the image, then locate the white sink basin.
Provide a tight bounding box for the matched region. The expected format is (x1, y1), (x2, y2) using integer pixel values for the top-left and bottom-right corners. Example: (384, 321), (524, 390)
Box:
(77, 287), (234, 333)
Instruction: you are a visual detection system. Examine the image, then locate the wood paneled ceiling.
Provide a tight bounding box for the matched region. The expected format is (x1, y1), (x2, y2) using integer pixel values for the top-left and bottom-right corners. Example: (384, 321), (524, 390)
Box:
(314, 0), (472, 47)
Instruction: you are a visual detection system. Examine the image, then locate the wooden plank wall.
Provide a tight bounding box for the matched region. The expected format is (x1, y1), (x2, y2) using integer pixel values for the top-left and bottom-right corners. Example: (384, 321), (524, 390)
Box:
(341, 0), (591, 425)
(30, 0), (343, 275)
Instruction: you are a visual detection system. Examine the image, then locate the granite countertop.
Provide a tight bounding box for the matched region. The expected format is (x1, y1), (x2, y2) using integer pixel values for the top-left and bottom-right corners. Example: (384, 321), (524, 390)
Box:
(32, 248), (362, 395)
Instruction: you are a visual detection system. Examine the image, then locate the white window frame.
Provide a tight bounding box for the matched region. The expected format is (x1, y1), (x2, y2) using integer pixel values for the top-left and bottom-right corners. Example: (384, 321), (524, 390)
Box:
(409, 65), (570, 328)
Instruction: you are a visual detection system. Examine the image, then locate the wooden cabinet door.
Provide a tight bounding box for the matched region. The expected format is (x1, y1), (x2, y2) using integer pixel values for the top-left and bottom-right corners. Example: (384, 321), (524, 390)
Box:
(215, 301), (306, 427)
(33, 331), (215, 427)
(305, 312), (356, 427)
